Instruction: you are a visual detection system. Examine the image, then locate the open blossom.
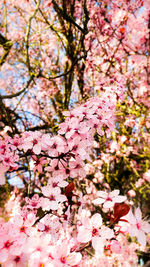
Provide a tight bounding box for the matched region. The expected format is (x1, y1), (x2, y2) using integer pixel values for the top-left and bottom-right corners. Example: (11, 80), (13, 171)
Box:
(77, 213), (103, 242)
(25, 194), (41, 210)
(51, 242), (82, 266)
(77, 213), (114, 254)
(47, 175), (68, 188)
(0, 221), (27, 264)
(92, 189), (126, 209)
(19, 132), (42, 155)
(128, 208), (150, 246)
(37, 214), (61, 239)
(32, 155), (47, 173)
(3, 253), (28, 267)
(45, 135), (68, 157)
(41, 186), (67, 210)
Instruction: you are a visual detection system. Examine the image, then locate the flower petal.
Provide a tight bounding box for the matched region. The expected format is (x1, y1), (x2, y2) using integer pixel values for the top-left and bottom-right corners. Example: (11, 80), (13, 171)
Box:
(92, 236), (104, 255)
(77, 227), (92, 243)
(92, 198), (105, 205)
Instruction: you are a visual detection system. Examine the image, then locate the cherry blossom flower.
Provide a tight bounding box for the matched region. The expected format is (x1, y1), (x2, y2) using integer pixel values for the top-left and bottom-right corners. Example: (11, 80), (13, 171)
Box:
(77, 213), (113, 254)
(19, 132), (42, 155)
(92, 189), (126, 209)
(37, 214), (61, 240)
(128, 208), (150, 246)
(32, 155), (47, 173)
(41, 186), (67, 210)
(77, 213), (103, 243)
(51, 242), (82, 266)
(47, 175), (68, 188)
(25, 194), (41, 210)
(4, 253), (28, 267)
(45, 135), (68, 157)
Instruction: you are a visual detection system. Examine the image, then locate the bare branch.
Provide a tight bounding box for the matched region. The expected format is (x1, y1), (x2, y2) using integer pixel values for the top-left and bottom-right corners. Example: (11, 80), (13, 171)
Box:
(25, 0), (41, 71)
(41, 56), (83, 80)
(0, 75), (34, 99)
(52, 0), (87, 34)
(0, 34), (13, 67)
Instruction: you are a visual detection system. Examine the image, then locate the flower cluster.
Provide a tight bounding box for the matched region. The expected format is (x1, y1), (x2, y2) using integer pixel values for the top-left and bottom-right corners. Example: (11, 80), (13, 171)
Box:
(0, 94), (150, 266)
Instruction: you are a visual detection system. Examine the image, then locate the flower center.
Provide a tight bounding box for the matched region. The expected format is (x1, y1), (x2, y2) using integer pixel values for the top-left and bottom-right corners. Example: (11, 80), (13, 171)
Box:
(44, 225), (50, 232)
(33, 139), (38, 145)
(72, 145), (78, 151)
(49, 195), (56, 201)
(4, 240), (12, 249)
(52, 182), (58, 188)
(49, 253), (54, 260)
(13, 141), (19, 147)
(52, 143), (57, 149)
(20, 226), (26, 232)
(4, 158), (10, 163)
(136, 222), (141, 230)
(92, 228), (99, 236)
(106, 196), (112, 201)
(60, 256), (67, 264)
(14, 256), (20, 263)
(31, 201), (37, 207)
(66, 169), (70, 175)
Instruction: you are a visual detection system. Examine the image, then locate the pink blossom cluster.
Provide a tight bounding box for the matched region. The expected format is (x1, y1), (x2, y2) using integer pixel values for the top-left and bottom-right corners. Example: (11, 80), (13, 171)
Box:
(0, 0), (150, 266)
(0, 94), (116, 186)
(0, 188), (150, 267)
(0, 92), (150, 266)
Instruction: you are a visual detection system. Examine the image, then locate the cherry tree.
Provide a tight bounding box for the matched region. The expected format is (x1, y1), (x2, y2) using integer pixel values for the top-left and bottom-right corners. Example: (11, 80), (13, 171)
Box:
(0, 0), (150, 266)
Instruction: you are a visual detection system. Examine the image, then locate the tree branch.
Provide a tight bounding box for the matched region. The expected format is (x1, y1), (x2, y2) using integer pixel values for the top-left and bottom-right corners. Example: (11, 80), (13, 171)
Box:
(41, 56), (83, 80)
(25, 0), (41, 71)
(0, 34), (13, 67)
(52, 0), (87, 34)
(0, 75), (34, 99)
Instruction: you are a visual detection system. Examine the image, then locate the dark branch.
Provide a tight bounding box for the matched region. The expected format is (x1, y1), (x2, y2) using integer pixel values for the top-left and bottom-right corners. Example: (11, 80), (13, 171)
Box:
(52, 0), (87, 34)
(0, 33), (13, 67)
(0, 75), (34, 99)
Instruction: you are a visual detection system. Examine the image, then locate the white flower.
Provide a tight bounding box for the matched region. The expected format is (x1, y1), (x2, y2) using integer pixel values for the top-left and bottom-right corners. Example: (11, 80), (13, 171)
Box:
(128, 207), (150, 246)
(92, 189), (126, 209)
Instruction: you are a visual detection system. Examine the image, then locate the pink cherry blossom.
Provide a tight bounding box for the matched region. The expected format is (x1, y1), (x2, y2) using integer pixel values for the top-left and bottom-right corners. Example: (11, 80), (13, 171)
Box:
(128, 208), (150, 246)
(92, 189), (126, 209)
(32, 155), (47, 173)
(0, 1), (150, 266)
(41, 186), (67, 210)
(52, 242), (82, 266)
(19, 132), (42, 155)
(77, 213), (103, 243)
